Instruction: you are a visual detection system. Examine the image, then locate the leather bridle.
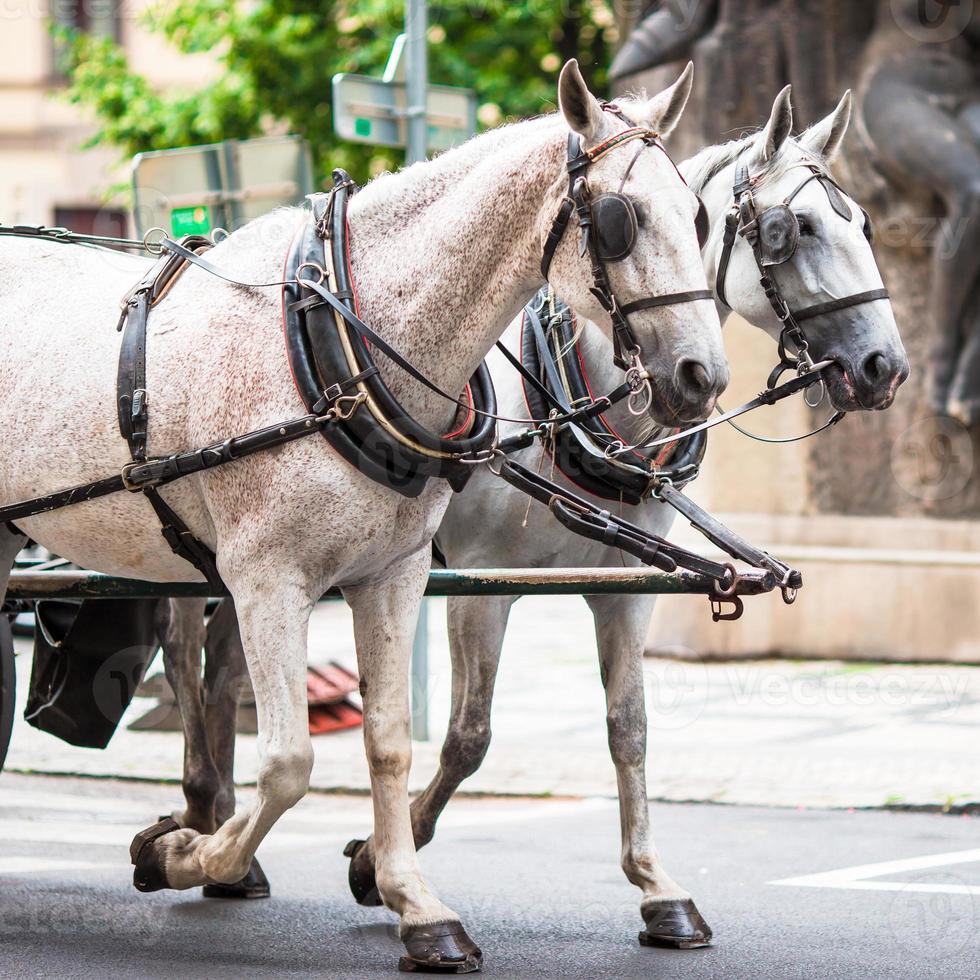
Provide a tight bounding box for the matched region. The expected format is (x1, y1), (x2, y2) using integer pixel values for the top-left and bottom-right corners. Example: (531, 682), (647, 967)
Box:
(540, 119), (714, 411)
(716, 157), (890, 384)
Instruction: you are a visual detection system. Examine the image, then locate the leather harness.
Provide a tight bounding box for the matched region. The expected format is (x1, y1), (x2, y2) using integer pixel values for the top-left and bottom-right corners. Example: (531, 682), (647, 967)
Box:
(0, 124), (812, 615)
(516, 288), (705, 504)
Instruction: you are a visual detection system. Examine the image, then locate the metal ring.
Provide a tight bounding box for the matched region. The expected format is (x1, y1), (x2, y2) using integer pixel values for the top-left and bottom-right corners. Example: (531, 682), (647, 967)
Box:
(781, 585), (798, 605)
(804, 379), (827, 409)
(296, 262), (327, 287)
(142, 227), (167, 255)
(713, 562), (739, 599)
(210, 227), (230, 244)
(627, 380), (653, 417)
(486, 449), (506, 476)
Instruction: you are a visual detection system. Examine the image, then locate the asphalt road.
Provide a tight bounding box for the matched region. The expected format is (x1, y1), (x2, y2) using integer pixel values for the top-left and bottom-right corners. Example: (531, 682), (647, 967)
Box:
(0, 773), (978, 979)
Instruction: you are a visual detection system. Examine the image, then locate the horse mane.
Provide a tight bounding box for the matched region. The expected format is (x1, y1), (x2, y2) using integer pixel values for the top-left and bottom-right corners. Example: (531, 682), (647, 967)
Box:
(680, 126), (829, 195)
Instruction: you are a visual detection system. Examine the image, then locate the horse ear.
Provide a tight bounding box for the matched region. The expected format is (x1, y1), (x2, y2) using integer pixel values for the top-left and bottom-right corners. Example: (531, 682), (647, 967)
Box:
(558, 59), (604, 141)
(759, 84), (794, 163)
(799, 90), (852, 162)
(640, 61), (694, 138)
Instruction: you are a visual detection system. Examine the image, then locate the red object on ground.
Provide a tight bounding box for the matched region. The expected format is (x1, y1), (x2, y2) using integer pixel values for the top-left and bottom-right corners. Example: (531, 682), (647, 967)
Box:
(308, 700), (363, 735)
(306, 663), (361, 734)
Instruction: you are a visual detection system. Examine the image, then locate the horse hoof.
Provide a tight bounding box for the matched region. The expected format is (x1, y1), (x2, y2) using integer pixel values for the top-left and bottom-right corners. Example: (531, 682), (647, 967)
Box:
(130, 816), (180, 893)
(638, 898), (713, 949)
(202, 858), (271, 899)
(398, 921), (482, 974)
(343, 838), (382, 906)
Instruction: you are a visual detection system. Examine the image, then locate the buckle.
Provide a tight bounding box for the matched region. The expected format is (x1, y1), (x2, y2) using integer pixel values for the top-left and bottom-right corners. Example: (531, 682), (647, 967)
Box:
(121, 462), (146, 492)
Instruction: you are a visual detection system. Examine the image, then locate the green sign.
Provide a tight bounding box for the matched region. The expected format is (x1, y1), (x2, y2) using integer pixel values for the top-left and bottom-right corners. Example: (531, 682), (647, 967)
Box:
(171, 205), (211, 236)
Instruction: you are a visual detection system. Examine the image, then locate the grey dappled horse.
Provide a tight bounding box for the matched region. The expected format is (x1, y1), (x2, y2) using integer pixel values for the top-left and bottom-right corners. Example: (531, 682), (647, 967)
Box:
(157, 86), (906, 953)
(0, 61), (729, 970)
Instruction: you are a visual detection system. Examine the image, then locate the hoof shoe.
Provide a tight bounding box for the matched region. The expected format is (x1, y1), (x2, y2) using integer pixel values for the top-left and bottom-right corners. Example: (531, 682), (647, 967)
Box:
(639, 898), (713, 949)
(130, 817), (179, 893)
(343, 838), (382, 906)
(399, 921), (482, 974)
(203, 858), (271, 899)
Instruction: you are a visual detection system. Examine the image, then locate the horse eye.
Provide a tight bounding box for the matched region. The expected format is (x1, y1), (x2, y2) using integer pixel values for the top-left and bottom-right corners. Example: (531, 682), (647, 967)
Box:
(797, 216), (815, 237)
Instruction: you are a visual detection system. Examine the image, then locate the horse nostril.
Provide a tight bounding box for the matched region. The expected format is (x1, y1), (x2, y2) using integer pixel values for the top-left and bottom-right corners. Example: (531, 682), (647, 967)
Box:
(677, 359), (713, 396)
(862, 352), (890, 386)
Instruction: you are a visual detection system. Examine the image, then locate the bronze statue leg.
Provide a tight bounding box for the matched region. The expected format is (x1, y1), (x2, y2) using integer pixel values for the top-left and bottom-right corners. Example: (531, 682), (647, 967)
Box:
(863, 73), (980, 421)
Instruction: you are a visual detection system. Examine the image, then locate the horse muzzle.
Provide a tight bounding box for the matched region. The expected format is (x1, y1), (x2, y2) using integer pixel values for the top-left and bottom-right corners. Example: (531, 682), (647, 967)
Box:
(824, 348), (909, 412)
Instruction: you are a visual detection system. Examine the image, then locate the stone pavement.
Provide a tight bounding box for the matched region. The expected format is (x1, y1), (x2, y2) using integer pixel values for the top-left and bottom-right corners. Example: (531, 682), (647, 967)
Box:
(6, 595), (979, 809)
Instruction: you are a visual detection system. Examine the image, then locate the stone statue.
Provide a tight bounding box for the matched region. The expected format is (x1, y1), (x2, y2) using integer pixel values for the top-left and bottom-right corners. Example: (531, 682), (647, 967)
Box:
(610, 0), (980, 517)
(860, 1), (980, 425)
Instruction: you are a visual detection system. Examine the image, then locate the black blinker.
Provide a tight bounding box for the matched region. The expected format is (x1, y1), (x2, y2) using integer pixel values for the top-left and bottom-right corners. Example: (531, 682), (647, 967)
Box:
(757, 204), (799, 266)
(861, 206), (874, 244)
(591, 193), (638, 263)
(695, 196), (709, 250)
(820, 178), (852, 221)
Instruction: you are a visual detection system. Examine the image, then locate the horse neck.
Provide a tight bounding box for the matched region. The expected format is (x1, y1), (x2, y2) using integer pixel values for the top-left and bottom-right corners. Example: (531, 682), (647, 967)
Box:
(345, 119), (567, 429)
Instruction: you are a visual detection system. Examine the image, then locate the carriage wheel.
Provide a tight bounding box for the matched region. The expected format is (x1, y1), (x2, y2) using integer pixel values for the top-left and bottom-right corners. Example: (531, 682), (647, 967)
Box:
(0, 616), (14, 772)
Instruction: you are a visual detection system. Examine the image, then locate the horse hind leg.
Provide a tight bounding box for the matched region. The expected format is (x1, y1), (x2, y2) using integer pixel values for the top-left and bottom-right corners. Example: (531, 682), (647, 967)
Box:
(199, 597), (270, 900)
(345, 594), (513, 908)
(586, 593), (712, 950)
(131, 572), (315, 896)
(156, 597), (219, 834)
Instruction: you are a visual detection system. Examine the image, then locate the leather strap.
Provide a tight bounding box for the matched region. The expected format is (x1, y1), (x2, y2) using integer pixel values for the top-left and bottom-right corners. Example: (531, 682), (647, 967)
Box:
(794, 288), (890, 322)
(619, 290), (714, 316)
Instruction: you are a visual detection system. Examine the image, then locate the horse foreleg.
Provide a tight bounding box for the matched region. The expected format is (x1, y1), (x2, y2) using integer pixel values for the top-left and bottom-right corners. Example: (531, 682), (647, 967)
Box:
(345, 595), (514, 907)
(131, 573), (315, 894)
(587, 593), (712, 950)
(344, 553), (483, 974)
(156, 597), (218, 834)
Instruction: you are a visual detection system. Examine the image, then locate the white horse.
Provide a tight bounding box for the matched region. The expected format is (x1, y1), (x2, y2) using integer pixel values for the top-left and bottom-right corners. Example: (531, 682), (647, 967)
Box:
(339, 87), (909, 948)
(0, 62), (728, 970)
(152, 85), (909, 949)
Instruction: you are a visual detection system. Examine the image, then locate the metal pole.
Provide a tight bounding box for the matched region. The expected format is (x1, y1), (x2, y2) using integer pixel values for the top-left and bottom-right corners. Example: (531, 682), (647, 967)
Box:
(405, 0), (428, 165)
(4, 567), (777, 600)
(405, 0), (429, 737)
(411, 597), (429, 741)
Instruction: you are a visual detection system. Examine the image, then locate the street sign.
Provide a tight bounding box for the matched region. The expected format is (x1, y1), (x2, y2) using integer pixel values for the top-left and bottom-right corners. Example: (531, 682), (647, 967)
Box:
(131, 136), (314, 237)
(332, 72), (476, 153)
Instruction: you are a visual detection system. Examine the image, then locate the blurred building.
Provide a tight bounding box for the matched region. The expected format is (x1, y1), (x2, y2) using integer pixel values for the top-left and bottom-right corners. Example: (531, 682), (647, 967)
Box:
(0, 0), (217, 233)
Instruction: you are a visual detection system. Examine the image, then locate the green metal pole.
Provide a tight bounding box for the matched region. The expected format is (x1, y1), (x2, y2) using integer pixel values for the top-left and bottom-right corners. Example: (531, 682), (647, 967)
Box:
(411, 597), (429, 741)
(4, 567), (775, 600)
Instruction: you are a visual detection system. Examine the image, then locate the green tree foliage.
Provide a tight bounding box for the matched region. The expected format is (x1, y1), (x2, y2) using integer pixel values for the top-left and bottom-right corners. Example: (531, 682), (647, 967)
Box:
(60, 0), (617, 189)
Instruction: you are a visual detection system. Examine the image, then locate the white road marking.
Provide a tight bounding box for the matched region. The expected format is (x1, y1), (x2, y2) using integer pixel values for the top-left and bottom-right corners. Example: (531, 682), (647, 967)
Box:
(771, 848), (980, 895)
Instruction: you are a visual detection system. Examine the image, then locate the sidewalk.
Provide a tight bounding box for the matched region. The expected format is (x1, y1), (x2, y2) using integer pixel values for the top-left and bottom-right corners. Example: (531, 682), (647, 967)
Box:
(7, 594), (980, 809)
